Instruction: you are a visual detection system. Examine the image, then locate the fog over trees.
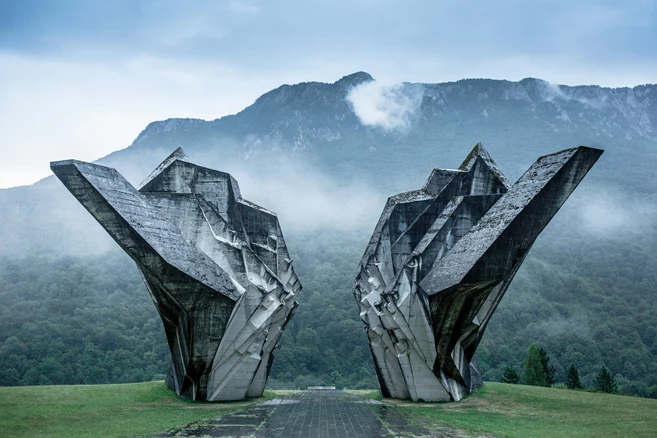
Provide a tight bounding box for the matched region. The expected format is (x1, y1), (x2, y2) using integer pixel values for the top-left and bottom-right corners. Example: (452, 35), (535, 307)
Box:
(1, 74), (656, 397)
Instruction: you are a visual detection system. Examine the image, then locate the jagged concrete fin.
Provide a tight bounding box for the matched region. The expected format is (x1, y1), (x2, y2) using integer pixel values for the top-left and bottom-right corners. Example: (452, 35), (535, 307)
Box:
(422, 146), (603, 294)
(140, 159), (244, 215)
(354, 144), (602, 403)
(229, 175), (242, 201)
(422, 169), (464, 196)
(50, 150), (301, 402)
(418, 147), (602, 399)
(49, 159), (238, 300)
(138, 147), (190, 190)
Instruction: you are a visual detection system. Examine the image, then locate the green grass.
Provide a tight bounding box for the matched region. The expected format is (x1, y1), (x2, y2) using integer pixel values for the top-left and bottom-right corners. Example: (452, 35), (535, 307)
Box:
(0, 381), (264, 438)
(3, 381), (656, 437)
(397, 382), (657, 437)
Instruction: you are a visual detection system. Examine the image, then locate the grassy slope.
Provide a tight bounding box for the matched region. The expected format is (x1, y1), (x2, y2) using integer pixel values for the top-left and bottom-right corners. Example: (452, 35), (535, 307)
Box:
(399, 382), (657, 438)
(2, 381), (656, 437)
(0, 381), (266, 438)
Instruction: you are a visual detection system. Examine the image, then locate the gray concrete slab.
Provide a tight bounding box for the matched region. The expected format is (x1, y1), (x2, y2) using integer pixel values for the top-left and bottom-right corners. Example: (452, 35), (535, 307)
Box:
(149, 390), (496, 437)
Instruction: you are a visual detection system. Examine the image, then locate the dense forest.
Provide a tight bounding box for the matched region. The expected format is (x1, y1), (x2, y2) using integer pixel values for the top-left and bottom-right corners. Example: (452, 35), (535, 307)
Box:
(0, 253), (169, 386)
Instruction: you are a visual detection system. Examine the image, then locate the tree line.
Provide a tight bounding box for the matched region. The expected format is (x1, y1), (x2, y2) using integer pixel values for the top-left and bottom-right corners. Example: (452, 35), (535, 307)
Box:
(501, 344), (618, 393)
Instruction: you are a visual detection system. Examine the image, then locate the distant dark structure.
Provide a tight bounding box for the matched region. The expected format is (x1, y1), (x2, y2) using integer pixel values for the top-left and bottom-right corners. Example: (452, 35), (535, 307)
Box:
(51, 148), (301, 401)
(354, 144), (602, 401)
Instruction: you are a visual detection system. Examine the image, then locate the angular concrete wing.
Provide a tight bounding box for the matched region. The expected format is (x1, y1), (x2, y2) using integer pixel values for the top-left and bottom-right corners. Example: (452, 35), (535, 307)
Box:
(51, 148), (301, 401)
(355, 144), (602, 402)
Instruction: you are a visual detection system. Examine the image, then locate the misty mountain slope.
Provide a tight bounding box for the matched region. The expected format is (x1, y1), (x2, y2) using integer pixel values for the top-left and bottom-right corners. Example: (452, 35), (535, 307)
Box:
(100, 73), (657, 192)
(4, 71), (655, 255)
(0, 73), (656, 397)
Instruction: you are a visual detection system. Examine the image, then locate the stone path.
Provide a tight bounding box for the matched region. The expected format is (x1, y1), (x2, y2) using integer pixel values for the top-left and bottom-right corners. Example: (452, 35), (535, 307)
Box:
(150, 390), (495, 437)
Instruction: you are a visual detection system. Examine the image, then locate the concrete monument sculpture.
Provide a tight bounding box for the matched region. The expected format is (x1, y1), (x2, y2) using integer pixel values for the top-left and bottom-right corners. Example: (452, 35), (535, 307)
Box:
(51, 148), (301, 401)
(354, 144), (602, 402)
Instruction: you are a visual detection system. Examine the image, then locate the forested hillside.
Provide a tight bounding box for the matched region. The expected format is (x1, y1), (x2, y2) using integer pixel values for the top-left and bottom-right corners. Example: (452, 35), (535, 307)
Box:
(1, 73), (656, 397)
(1, 226), (655, 395)
(0, 253), (169, 386)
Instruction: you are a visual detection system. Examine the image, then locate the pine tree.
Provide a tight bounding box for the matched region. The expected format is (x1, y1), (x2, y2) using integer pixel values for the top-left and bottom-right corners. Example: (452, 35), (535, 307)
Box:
(538, 348), (556, 386)
(524, 344), (547, 386)
(501, 366), (519, 384)
(594, 367), (617, 393)
(565, 364), (582, 389)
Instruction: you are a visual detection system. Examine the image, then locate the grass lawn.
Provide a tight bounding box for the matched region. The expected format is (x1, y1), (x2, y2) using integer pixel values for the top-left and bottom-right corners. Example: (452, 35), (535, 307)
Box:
(395, 382), (657, 438)
(0, 381), (269, 438)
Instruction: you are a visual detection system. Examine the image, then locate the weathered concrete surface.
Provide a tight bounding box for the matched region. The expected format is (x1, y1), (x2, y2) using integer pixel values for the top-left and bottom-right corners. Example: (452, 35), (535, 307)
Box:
(149, 390), (498, 437)
(354, 143), (602, 402)
(51, 148), (301, 401)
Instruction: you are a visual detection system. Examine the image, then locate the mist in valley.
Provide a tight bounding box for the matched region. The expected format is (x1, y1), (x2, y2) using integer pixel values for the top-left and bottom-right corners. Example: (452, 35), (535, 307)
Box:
(1, 74), (656, 396)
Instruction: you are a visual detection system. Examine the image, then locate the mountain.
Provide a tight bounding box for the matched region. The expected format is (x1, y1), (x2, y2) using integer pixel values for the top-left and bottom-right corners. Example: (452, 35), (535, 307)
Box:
(0, 73), (655, 397)
(106, 72), (657, 188)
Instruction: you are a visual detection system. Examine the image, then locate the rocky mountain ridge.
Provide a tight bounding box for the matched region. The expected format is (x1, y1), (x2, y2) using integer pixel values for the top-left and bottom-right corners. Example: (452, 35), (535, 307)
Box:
(87, 72), (656, 199)
(125, 72), (656, 157)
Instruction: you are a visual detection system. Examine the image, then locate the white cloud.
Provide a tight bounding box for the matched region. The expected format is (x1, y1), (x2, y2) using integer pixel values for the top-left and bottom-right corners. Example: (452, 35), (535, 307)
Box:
(536, 79), (569, 102)
(346, 81), (424, 131)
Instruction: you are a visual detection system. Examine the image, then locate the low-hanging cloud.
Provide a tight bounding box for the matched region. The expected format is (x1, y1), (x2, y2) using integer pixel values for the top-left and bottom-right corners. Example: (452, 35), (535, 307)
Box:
(579, 198), (627, 232)
(532, 79), (609, 109)
(576, 189), (657, 235)
(228, 158), (385, 232)
(19, 147), (387, 257)
(346, 81), (424, 131)
(114, 148), (387, 233)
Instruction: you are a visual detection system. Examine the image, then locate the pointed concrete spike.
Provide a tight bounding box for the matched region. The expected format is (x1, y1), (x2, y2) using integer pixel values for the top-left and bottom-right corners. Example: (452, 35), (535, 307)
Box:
(458, 142), (484, 170)
(138, 147), (190, 189)
(422, 169), (463, 196)
(458, 142), (511, 190)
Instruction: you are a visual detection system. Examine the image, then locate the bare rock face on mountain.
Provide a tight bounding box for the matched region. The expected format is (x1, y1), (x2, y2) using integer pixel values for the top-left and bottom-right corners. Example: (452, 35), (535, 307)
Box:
(50, 148), (301, 401)
(354, 143), (602, 401)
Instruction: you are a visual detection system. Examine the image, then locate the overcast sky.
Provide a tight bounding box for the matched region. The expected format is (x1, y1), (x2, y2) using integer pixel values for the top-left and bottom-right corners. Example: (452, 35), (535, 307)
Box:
(1, 0), (656, 188)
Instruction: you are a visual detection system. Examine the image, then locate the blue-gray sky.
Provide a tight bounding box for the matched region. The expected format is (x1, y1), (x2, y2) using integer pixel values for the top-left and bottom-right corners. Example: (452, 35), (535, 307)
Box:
(1, 0), (656, 187)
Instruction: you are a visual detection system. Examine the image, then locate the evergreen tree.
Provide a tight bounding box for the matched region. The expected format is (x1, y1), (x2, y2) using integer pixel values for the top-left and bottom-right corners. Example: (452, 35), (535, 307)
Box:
(524, 344), (547, 386)
(594, 367), (617, 393)
(538, 348), (557, 386)
(501, 366), (519, 384)
(565, 364), (582, 389)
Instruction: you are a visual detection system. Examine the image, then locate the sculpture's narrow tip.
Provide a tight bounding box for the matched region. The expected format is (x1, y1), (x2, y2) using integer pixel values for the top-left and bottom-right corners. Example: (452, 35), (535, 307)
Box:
(169, 147), (190, 161)
(458, 142), (487, 170)
(138, 147), (190, 189)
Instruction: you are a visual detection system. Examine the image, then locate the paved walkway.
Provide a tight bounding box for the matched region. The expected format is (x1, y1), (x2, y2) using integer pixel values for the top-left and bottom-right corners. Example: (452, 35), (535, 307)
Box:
(150, 390), (494, 437)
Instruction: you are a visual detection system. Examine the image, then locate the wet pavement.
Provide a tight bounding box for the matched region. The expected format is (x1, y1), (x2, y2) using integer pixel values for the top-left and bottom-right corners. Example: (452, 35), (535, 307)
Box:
(149, 389), (495, 437)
